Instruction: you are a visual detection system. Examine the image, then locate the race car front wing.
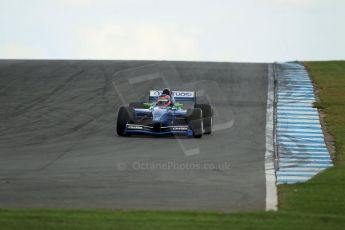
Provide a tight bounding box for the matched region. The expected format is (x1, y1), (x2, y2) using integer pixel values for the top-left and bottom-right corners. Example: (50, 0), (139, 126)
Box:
(125, 124), (193, 136)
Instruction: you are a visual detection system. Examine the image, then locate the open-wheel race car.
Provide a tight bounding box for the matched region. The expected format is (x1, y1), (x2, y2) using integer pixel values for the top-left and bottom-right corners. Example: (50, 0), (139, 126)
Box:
(116, 88), (212, 138)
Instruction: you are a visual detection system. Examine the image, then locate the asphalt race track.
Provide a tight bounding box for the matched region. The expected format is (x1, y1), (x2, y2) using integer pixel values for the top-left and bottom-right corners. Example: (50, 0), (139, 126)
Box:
(0, 60), (270, 212)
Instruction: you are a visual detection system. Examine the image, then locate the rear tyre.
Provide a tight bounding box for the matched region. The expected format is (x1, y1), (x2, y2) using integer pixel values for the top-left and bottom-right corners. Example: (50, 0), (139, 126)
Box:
(129, 102), (145, 109)
(117, 106), (133, 136)
(188, 108), (203, 138)
(195, 104), (212, 134)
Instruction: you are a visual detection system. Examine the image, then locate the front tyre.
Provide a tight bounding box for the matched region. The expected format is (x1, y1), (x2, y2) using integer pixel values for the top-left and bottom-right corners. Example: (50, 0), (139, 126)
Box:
(195, 103), (212, 134)
(116, 106), (133, 136)
(188, 108), (203, 138)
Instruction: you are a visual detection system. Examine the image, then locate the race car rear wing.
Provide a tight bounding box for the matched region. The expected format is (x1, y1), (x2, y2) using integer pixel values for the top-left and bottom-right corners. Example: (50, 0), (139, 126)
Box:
(149, 90), (196, 103)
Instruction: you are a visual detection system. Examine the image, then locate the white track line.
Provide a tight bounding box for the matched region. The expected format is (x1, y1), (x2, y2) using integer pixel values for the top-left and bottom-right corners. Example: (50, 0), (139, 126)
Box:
(277, 167), (326, 171)
(277, 171), (318, 175)
(277, 115), (319, 119)
(278, 142), (326, 146)
(265, 64), (277, 211)
(277, 128), (322, 133)
(280, 151), (329, 155)
(277, 119), (320, 123)
(277, 175), (312, 180)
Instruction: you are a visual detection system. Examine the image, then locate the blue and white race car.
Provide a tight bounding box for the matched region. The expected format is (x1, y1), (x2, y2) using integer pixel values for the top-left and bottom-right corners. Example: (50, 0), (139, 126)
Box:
(116, 88), (212, 138)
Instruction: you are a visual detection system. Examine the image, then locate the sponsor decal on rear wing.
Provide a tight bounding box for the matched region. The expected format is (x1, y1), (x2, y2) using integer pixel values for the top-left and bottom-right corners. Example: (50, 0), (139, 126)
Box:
(149, 90), (196, 102)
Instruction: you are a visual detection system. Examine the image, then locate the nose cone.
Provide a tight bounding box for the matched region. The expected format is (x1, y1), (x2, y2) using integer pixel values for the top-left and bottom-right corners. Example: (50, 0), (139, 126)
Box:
(152, 107), (166, 123)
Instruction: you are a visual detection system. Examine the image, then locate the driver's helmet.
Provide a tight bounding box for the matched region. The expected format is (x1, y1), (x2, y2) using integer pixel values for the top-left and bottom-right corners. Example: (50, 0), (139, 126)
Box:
(157, 94), (172, 107)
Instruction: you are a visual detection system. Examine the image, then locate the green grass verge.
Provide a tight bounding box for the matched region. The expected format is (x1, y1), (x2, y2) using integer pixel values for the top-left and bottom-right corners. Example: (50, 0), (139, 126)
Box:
(0, 209), (344, 230)
(279, 61), (345, 216)
(1, 61), (345, 229)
